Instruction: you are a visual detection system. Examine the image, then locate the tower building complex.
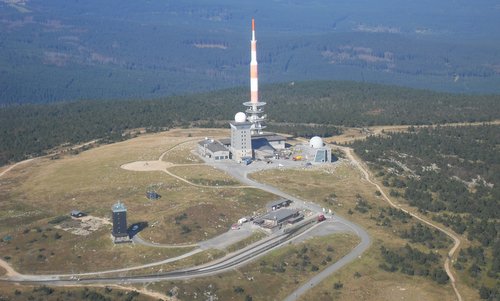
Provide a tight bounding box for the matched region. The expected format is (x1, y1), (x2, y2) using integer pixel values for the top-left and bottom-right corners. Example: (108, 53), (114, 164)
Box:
(197, 19), (336, 164)
(197, 19), (286, 162)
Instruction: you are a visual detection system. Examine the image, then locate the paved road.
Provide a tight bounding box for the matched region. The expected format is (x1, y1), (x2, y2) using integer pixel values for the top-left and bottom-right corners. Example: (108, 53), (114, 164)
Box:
(210, 160), (371, 301)
(133, 221), (259, 251)
(132, 235), (198, 248)
(6, 248), (205, 281)
(284, 235), (370, 301)
(0, 142), (371, 301)
(2, 218), (325, 284)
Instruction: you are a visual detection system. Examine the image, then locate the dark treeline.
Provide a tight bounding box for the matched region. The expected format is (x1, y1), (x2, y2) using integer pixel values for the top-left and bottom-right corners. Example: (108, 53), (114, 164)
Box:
(267, 81), (500, 126)
(3, 285), (143, 301)
(2, 81), (500, 165)
(352, 125), (499, 217)
(371, 206), (451, 249)
(351, 125), (499, 297)
(399, 223), (451, 250)
(379, 244), (449, 284)
(266, 123), (342, 138)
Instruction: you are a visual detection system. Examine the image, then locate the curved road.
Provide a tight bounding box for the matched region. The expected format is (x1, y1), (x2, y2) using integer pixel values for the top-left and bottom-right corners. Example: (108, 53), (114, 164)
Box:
(211, 160), (371, 301)
(3, 218), (334, 284)
(0, 139), (371, 301)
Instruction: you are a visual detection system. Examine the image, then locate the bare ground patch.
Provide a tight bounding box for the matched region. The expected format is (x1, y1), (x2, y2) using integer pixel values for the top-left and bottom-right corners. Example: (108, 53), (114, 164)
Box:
(54, 216), (111, 236)
(121, 161), (172, 172)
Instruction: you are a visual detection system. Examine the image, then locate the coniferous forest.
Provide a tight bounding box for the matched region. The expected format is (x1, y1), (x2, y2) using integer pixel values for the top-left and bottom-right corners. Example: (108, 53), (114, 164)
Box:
(1, 80), (499, 165)
(2, 0), (500, 104)
(351, 125), (500, 298)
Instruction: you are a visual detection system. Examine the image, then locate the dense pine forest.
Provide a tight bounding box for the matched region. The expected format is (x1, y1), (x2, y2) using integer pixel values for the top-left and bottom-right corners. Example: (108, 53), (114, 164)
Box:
(351, 125), (500, 299)
(2, 0), (500, 104)
(1, 80), (500, 165)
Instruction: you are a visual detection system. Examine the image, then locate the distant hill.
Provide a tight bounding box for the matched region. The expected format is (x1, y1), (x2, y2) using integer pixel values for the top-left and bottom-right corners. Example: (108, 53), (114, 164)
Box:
(1, 0), (500, 104)
(1, 80), (499, 165)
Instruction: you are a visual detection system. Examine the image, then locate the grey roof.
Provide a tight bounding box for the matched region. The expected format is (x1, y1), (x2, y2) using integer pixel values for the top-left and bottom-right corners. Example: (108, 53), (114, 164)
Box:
(261, 208), (298, 221)
(220, 133), (285, 148)
(287, 214), (304, 223)
(268, 199), (292, 208)
(198, 139), (228, 153)
(219, 138), (231, 145)
(252, 133), (286, 142)
(252, 138), (275, 152)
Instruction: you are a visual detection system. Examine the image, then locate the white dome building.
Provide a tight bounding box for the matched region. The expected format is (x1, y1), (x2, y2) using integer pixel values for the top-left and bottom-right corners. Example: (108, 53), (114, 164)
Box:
(234, 112), (247, 123)
(309, 136), (324, 149)
(297, 135), (331, 163)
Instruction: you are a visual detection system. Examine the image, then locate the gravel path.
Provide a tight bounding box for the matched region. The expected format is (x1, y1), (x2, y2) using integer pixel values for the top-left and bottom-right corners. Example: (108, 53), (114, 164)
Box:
(336, 145), (463, 301)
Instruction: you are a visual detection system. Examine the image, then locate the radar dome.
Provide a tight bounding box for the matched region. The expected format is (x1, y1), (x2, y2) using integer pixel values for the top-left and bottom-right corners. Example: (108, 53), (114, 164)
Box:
(234, 112), (247, 123)
(309, 136), (324, 149)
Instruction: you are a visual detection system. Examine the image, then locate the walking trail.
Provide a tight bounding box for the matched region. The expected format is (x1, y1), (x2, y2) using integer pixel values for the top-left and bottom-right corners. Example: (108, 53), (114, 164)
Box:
(336, 145), (463, 301)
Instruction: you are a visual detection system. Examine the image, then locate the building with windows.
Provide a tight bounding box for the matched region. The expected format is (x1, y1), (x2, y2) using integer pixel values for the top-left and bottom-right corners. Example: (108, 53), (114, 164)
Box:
(111, 201), (130, 243)
(198, 138), (230, 161)
(258, 208), (300, 228)
(229, 112), (253, 162)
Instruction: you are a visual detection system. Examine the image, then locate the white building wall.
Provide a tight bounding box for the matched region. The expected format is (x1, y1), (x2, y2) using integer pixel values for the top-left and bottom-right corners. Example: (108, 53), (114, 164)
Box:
(230, 122), (253, 161)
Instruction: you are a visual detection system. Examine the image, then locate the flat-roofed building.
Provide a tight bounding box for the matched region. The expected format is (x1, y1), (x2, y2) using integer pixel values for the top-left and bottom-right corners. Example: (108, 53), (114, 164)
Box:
(198, 138), (230, 161)
(252, 133), (286, 150)
(259, 208), (299, 228)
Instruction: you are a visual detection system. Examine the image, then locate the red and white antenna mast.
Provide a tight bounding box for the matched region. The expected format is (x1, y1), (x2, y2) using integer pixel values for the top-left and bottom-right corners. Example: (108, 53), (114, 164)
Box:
(250, 18), (258, 103)
(244, 18), (266, 135)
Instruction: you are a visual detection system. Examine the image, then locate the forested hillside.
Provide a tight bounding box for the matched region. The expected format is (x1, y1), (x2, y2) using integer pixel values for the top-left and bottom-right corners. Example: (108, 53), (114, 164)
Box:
(1, 0), (500, 104)
(1, 81), (499, 165)
(351, 125), (500, 299)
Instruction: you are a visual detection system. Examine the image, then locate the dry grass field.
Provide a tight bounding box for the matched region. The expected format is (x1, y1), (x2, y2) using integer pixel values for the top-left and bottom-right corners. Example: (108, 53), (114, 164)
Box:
(0, 129), (274, 274)
(300, 250), (455, 301)
(140, 187), (272, 244)
(0, 223), (190, 274)
(146, 233), (359, 301)
(250, 161), (458, 301)
(160, 140), (204, 164)
(168, 165), (242, 186)
(0, 127), (478, 299)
